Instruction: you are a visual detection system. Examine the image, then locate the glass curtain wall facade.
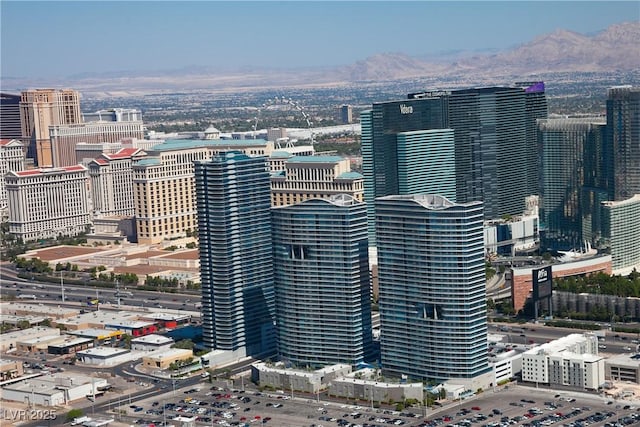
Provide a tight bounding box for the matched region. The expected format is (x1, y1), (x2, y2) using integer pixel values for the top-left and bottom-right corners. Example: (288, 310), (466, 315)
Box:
(361, 98), (448, 244)
(602, 195), (640, 271)
(272, 195), (373, 367)
(517, 82), (549, 196)
(606, 86), (640, 201)
(376, 195), (488, 381)
(539, 118), (606, 251)
(447, 87), (527, 219)
(195, 151), (276, 357)
(396, 129), (456, 199)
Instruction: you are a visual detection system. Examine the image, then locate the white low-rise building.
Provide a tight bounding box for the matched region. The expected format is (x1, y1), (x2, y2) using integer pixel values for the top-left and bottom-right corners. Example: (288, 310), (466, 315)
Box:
(1, 373), (109, 406)
(521, 333), (604, 390)
(251, 362), (352, 394)
(76, 347), (136, 366)
(131, 334), (174, 352)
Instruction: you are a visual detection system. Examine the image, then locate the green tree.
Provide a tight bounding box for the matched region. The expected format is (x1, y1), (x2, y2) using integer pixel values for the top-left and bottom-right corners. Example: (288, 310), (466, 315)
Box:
(121, 334), (132, 349)
(16, 320), (31, 329)
(172, 339), (195, 350)
(65, 409), (84, 422)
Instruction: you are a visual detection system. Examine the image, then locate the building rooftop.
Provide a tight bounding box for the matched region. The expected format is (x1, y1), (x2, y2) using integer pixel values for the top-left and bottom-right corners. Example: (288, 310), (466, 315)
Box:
(336, 171), (364, 179)
(145, 347), (192, 360)
(270, 151), (292, 158)
(1, 327), (60, 342)
(131, 334), (173, 344)
(159, 249), (199, 260)
(141, 312), (191, 321)
(124, 250), (168, 260)
(288, 155), (344, 163)
(48, 337), (94, 348)
(26, 245), (105, 262)
(524, 333), (595, 356)
(605, 353), (640, 366)
(3, 373), (108, 395)
(67, 328), (124, 339)
(105, 320), (156, 329)
(378, 194), (466, 209)
(150, 138), (269, 152)
(76, 347), (129, 357)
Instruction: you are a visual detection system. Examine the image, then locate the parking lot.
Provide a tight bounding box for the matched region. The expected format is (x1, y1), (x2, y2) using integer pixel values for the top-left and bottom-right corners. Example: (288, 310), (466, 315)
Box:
(111, 383), (640, 427)
(418, 387), (640, 427)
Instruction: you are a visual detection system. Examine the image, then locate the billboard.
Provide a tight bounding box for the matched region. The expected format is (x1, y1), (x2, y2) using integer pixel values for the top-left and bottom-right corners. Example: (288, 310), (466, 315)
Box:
(533, 265), (552, 300)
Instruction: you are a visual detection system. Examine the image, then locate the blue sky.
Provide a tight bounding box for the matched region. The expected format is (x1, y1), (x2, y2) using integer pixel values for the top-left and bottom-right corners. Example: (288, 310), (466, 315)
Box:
(1, 1), (638, 79)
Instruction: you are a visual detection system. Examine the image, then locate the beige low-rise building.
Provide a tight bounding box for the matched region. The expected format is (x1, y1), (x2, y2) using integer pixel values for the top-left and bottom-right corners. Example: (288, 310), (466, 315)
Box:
(0, 327), (60, 352)
(142, 348), (193, 370)
(0, 359), (24, 381)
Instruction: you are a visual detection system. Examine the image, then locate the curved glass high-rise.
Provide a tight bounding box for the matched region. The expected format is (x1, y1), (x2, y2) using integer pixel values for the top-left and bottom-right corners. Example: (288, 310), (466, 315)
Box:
(272, 195), (373, 367)
(376, 195), (489, 381)
(195, 151), (276, 358)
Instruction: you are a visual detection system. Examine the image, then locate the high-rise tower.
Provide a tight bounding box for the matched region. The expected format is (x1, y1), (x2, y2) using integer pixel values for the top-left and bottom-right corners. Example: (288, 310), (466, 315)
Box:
(376, 195), (488, 382)
(360, 97), (449, 243)
(195, 151), (276, 357)
(272, 195), (373, 367)
(606, 86), (640, 201)
(19, 89), (82, 167)
(538, 117), (606, 251)
(0, 93), (22, 140)
(515, 82), (549, 196)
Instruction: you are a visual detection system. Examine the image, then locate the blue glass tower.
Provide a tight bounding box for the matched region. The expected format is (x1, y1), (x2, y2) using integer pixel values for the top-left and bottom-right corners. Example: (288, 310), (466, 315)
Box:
(376, 195), (489, 381)
(195, 151), (276, 357)
(272, 195), (373, 367)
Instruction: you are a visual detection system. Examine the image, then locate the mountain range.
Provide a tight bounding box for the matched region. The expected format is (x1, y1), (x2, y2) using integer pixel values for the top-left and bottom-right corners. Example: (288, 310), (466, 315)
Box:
(3, 21), (639, 94)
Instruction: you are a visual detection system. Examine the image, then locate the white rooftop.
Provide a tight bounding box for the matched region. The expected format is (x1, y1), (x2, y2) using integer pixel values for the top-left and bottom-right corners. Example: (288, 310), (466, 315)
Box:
(524, 333), (595, 355)
(131, 334), (173, 344)
(77, 347), (129, 357)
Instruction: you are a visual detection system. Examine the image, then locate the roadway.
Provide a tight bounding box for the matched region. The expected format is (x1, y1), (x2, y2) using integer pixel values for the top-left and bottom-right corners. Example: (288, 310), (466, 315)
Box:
(489, 322), (640, 354)
(1, 273), (202, 312)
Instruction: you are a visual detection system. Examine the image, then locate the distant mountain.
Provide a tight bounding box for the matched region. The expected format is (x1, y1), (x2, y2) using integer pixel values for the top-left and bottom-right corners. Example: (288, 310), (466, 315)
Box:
(453, 21), (640, 74)
(341, 21), (640, 80)
(3, 22), (638, 94)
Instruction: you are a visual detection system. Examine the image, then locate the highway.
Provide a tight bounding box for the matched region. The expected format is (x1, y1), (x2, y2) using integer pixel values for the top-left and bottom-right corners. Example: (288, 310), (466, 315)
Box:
(489, 322), (640, 354)
(1, 273), (202, 312)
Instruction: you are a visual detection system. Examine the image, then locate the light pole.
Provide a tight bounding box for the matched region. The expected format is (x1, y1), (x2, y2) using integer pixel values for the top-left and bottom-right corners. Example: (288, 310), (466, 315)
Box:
(60, 271), (65, 303)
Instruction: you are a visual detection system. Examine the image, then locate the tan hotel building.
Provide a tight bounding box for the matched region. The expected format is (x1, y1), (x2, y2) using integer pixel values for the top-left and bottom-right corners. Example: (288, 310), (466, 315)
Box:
(50, 120), (145, 167)
(20, 89), (82, 167)
(89, 147), (146, 217)
(270, 155), (364, 206)
(133, 139), (275, 244)
(6, 165), (91, 242)
(0, 139), (26, 214)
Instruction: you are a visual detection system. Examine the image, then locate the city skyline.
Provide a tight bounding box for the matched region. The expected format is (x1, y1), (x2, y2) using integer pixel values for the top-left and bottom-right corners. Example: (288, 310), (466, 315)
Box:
(1, 1), (637, 79)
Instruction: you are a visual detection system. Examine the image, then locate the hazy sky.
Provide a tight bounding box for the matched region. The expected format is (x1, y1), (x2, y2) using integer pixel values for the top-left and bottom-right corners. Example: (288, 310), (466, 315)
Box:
(2, 1), (638, 79)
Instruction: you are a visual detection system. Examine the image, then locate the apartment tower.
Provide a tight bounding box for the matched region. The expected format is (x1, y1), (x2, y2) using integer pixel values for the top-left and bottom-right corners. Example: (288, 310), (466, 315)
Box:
(195, 151), (276, 357)
(272, 195), (373, 367)
(376, 195), (489, 382)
